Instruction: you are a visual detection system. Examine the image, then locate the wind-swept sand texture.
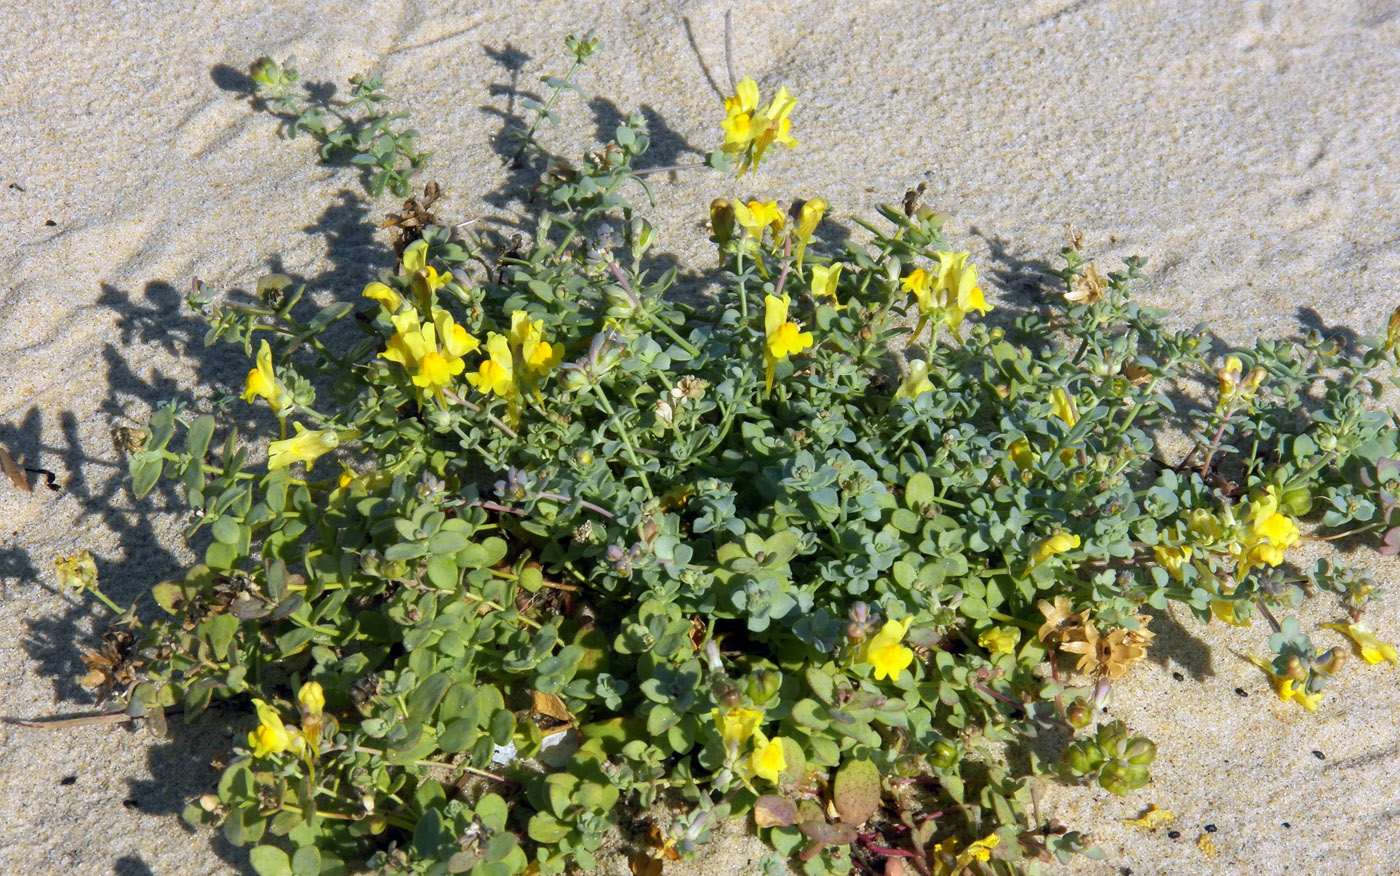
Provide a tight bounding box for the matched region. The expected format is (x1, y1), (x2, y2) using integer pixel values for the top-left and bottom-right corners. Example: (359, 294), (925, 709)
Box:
(2, 2), (1397, 874)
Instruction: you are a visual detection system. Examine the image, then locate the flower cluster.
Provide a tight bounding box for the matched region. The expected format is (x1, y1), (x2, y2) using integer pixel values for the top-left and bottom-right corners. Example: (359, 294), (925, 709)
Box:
(901, 250), (993, 342)
(718, 77), (797, 175)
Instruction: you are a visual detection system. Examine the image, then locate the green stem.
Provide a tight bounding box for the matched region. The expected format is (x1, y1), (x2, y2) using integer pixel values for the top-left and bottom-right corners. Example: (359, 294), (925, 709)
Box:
(510, 59), (585, 165)
(591, 387), (654, 497)
(606, 261), (701, 358)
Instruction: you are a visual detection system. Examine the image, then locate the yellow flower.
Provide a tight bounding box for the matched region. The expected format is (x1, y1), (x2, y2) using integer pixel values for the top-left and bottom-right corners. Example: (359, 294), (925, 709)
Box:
(903, 253), (992, 340)
(241, 340), (293, 417)
(763, 293), (813, 394)
(1237, 486), (1300, 578)
(793, 197), (826, 270)
(1209, 598), (1252, 627)
(719, 78), (798, 175)
(297, 681), (325, 715)
(960, 832), (1000, 865)
(381, 308), (479, 401)
(248, 698), (303, 758)
(1153, 544), (1192, 580)
(861, 618), (915, 682)
(1247, 655), (1325, 711)
(467, 333), (518, 399)
(1030, 532), (1080, 568)
(509, 311), (562, 376)
(901, 268), (935, 316)
(747, 730), (788, 783)
(720, 77), (761, 150)
(1321, 622), (1399, 666)
(1050, 387), (1079, 427)
(1186, 508), (1228, 544)
(733, 199), (785, 245)
(934, 250), (992, 334)
(361, 281), (404, 313)
(712, 707), (763, 752)
(809, 263), (843, 310)
(1008, 436), (1037, 470)
(894, 359), (934, 402)
(54, 551), (99, 593)
(978, 626), (1020, 654)
(268, 424), (351, 470)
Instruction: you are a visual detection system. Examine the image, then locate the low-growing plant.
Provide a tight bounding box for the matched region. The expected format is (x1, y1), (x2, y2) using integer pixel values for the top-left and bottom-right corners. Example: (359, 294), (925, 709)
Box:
(55, 35), (1400, 876)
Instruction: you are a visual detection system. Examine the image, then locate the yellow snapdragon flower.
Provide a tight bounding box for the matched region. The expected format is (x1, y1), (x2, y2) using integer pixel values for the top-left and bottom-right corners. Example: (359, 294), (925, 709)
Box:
(468, 333), (517, 400)
(297, 681), (325, 715)
(381, 308), (479, 403)
(978, 626), (1021, 655)
(241, 340), (293, 417)
(248, 698), (304, 758)
(902, 251), (993, 341)
(763, 293), (814, 394)
(268, 424), (356, 470)
(508, 311), (562, 376)
(1030, 532), (1080, 569)
(361, 281), (404, 313)
(711, 707), (762, 752)
(1050, 387), (1079, 427)
(747, 730), (788, 783)
(733, 199), (785, 244)
(809, 263), (844, 310)
(893, 359), (934, 402)
(719, 77), (798, 175)
(1236, 486), (1300, 577)
(861, 618), (915, 681)
(1321, 622), (1399, 666)
(793, 197), (826, 270)
(1153, 544), (1192, 579)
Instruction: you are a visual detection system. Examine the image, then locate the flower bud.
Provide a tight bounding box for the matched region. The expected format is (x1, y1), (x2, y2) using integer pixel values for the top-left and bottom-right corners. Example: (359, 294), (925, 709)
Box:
(709, 199), (734, 252)
(297, 681), (325, 716)
(746, 670), (782, 706)
(1066, 699), (1092, 729)
(630, 217), (655, 260)
(1125, 737), (1157, 765)
(930, 740), (960, 770)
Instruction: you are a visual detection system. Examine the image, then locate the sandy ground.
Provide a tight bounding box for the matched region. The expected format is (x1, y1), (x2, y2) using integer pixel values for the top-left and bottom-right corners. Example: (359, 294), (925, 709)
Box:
(2, 1), (1398, 874)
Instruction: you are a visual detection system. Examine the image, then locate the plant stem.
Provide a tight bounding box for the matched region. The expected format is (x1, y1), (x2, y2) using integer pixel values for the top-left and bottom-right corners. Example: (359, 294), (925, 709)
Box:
(606, 261), (701, 358)
(590, 386), (654, 497)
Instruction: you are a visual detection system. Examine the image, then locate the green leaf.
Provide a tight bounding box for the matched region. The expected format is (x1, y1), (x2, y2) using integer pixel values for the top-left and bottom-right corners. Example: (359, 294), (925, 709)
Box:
(527, 812), (572, 844)
(290, 846), (321, 876)
(426, 554), (459, 590)
(211, 516), (242, 545)
(414, 809), (444, 859)
(202, 613), (240, 661)
(832, 758), (881, 825)
(186, 415), (216, 460)
(249, 845), (292, 876)
(130, 452), (164, 499)
(406, 672), (452, 723)
(905, 472), (935, 509)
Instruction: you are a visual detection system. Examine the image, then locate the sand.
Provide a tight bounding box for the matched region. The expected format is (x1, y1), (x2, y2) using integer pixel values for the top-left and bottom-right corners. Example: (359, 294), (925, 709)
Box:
(2, 1), (1398, 874)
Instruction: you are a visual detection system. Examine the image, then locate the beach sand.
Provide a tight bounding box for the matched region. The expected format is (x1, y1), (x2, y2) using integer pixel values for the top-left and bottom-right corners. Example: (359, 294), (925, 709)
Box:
(2, 2), (1397, 874)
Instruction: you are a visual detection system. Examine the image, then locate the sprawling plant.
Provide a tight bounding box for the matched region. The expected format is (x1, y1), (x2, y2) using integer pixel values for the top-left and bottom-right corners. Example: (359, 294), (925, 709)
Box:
(58, 37), (1400, 876)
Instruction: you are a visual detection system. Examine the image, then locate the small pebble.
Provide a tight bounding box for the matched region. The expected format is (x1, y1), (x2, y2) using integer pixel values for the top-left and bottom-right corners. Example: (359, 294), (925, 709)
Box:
(59, 776), (77, 786)
(1235, 687), (1248, 697)
(44, 219), (56, 226)
(1172, 671), (1184, 681)
(1312, 750), (1325, 760)
(1167, 830), (1181, 839)
(1120, 869), (1133, 876)
(1283, 822), (1292, 829)
(1204, 824), (1217, 833)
